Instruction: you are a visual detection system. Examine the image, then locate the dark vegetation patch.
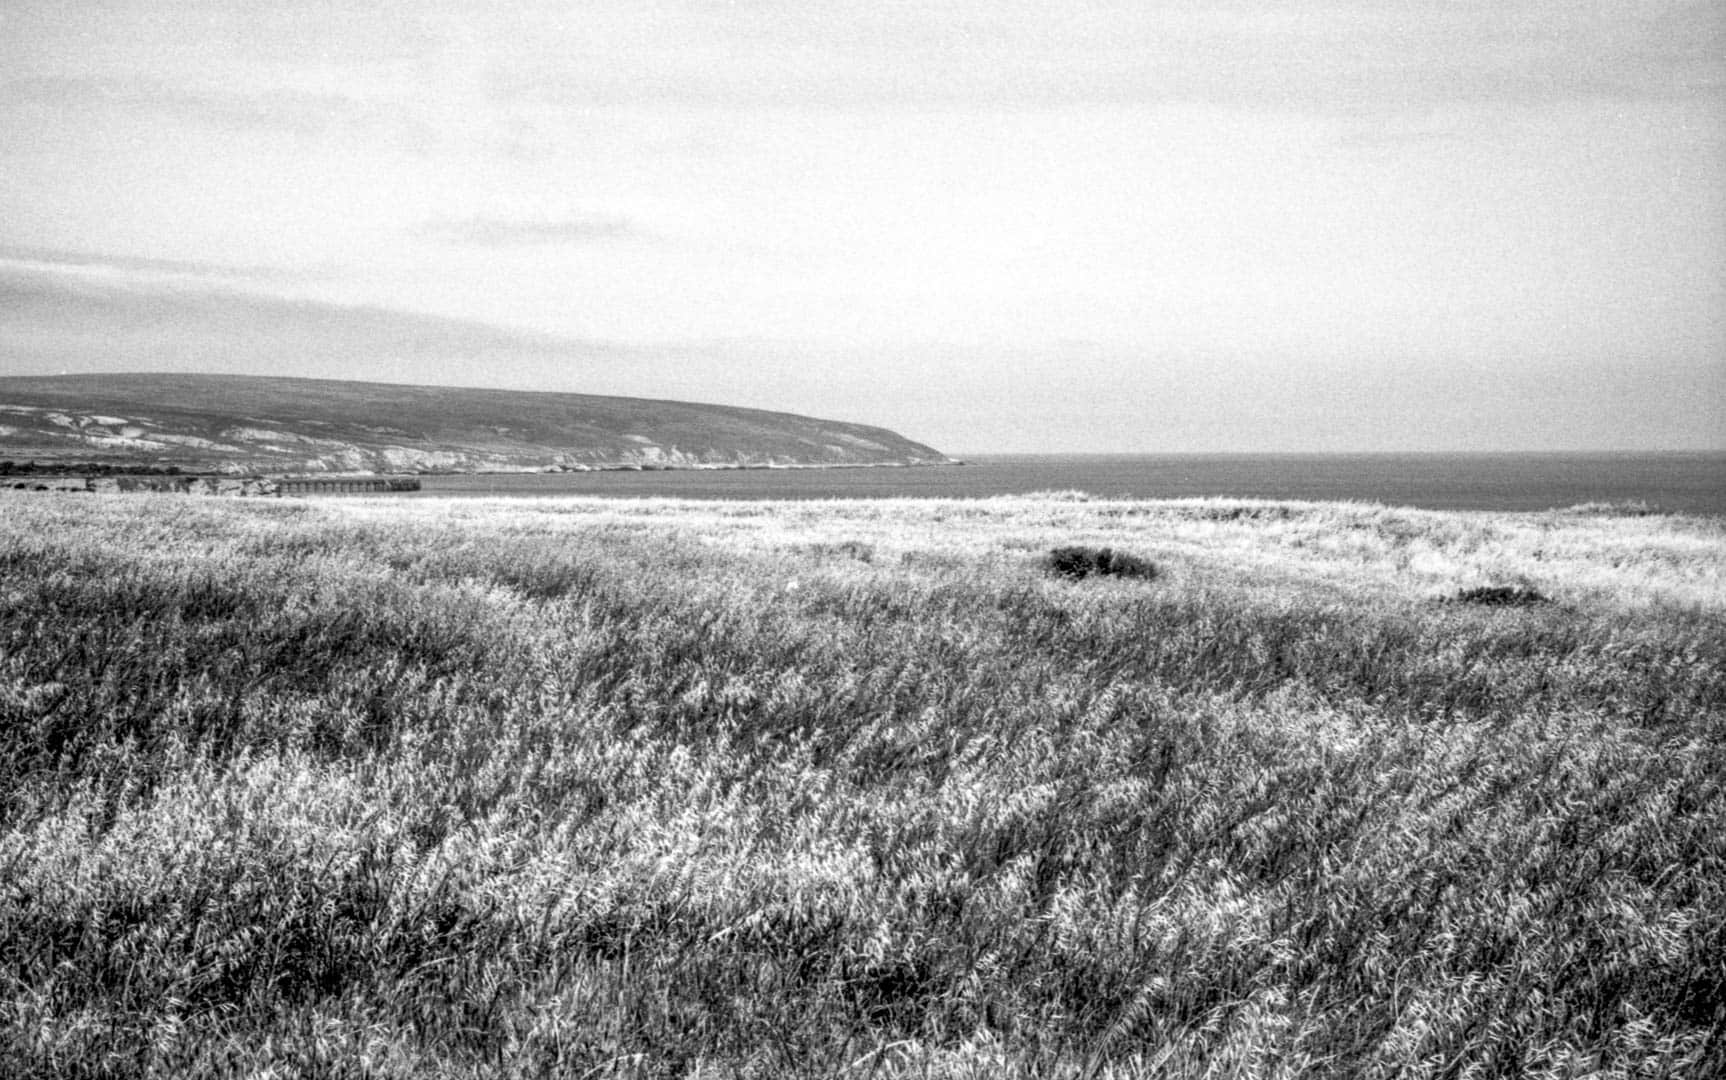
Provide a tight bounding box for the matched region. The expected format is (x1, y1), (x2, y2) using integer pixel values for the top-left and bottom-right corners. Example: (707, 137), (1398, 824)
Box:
(1450, 585), (1550, 607)
(803, 539), (876, 563)
(1183, 503), (1299, 522)
(1046, 545), (1159, 581)
(0, 460), (185, 476)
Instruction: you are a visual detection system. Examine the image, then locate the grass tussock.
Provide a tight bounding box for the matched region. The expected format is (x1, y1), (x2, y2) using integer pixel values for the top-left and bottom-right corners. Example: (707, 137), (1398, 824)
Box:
(1, 492), (1723, 1078)
(1046, 545), (1160, 581)
(1449, 584), (1550, 607)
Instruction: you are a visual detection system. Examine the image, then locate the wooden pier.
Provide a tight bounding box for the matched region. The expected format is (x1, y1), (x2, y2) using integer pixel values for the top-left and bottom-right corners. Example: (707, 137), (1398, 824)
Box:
(276, 476), (422, 494)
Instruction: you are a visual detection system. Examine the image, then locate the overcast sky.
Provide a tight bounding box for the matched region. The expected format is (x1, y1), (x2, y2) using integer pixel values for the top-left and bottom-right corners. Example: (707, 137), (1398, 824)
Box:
(2, 1), (1722, 452)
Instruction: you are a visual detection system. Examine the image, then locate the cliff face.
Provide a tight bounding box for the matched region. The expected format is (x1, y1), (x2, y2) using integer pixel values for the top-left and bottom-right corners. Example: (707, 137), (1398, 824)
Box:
(0, 374), (955, 475)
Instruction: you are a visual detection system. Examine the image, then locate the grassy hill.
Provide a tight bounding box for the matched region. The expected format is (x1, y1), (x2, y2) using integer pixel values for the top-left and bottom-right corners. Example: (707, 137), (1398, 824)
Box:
(0, 373), (954, 474)
(1, 492), (1721, 1076)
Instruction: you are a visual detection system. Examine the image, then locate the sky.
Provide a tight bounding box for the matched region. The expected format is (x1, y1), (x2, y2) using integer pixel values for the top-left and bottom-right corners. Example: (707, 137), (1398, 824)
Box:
(1, 1), (1722, 453)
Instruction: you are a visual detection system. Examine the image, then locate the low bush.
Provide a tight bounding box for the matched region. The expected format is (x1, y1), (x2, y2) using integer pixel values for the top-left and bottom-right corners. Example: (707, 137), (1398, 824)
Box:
(1046, 544), (1159, 581)
(805, 539), (876, 563)
(1451, 584), (1549, 607)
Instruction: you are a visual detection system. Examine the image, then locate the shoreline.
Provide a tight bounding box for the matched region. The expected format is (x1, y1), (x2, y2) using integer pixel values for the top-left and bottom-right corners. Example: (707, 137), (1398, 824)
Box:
(0, 457), (965, 480)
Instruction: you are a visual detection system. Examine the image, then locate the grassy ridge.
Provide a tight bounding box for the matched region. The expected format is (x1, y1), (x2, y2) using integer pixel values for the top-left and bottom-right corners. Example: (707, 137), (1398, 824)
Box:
(0, 373), (953, 473)
(1, 494), (1722, 1077)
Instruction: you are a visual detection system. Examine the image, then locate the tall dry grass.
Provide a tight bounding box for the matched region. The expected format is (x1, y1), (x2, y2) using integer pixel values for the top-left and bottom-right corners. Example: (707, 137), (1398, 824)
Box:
(1, 492), (1722, 1077)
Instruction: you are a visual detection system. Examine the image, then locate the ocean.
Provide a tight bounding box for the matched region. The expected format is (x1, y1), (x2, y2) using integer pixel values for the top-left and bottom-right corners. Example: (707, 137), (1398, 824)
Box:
(406, 452), (1726, 516)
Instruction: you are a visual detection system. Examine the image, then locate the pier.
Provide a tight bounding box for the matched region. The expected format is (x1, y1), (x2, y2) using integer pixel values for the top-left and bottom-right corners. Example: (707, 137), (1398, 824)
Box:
(276, 476), (422, 494)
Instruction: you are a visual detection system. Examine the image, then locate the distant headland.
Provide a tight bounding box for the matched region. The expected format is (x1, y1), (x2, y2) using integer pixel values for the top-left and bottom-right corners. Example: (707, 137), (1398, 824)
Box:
(0, 373), (956, 476)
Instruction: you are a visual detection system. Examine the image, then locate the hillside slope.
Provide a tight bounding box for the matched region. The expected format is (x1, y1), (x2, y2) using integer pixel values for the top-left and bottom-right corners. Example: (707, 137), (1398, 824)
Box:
(0, 373), (954, 474)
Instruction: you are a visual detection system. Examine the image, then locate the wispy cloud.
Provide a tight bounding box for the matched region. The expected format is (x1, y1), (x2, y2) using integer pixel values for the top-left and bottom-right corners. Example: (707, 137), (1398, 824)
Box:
(6, 74), (333, 133)
(480, 1), (1726, 112)
(0, 263), (633, 386)
(0, 245), (315, 284)
(418, 216), (654, 247)
(0, 72), (437, 151)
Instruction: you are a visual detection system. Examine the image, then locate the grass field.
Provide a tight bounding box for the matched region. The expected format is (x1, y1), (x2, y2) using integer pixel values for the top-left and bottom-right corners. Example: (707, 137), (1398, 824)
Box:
(2, 492), (1722, 1078)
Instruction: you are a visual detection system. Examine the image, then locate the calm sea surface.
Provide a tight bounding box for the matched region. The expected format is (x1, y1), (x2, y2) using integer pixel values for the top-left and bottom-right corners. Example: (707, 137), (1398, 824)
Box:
(406, 453), (1726, 515)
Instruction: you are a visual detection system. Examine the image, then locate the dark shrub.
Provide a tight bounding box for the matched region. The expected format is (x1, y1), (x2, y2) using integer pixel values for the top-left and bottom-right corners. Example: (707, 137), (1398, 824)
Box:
(806, 540), (876, 563)
(1451, 585), (1548, 607)
(1047, 545), (1159, 581)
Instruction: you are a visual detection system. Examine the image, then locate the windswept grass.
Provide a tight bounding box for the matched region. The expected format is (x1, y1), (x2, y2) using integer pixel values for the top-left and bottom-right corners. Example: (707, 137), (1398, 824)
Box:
(1, 493), (1723, 1078)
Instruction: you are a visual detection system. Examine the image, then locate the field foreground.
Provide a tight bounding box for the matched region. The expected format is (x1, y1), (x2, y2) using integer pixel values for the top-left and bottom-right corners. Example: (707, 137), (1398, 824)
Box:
(1, 493), (1722, 1078)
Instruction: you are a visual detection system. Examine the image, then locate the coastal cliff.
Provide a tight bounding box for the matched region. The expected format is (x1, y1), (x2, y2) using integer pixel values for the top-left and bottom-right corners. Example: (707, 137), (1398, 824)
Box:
(0, 374), (955, 475)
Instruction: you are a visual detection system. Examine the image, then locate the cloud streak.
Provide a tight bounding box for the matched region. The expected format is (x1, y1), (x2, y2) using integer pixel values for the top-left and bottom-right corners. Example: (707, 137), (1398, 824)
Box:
(0, 263), (637, 385)
(481, 1), (1726, 112)
(418, 216), (653, 247)
(0, 245), (315, 284)
(4, 74), (363, 135)
(10, 3), (1718, 128)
